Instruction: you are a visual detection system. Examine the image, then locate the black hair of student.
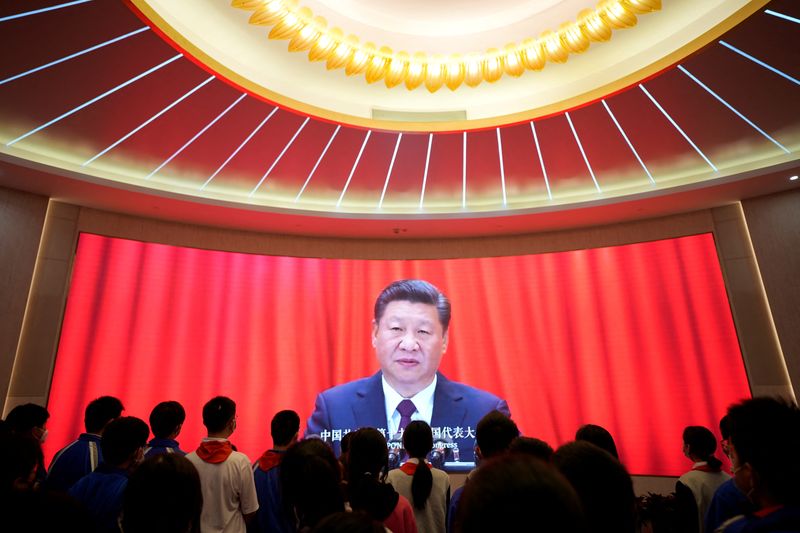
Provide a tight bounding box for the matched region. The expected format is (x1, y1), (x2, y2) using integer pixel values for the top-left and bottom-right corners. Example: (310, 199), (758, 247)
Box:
(5, 404), (50, 435)
(202, 396), (236, 433)
(101, 416), (149, 466)
(280, 438), (344, 529)
(574, 424), (619, 460)
(718, 414), (732, 440)
(553, 441), (636, 533)
(456, 453), (587, 533)
(0, 434), (41, 493)
(347, 428), (399, 522)
(509, 436), (555, 462)
(84, 396), (124, 434)
(682, 426), (722, 470)
(727, 396), (800, 505)
(311, 511), (386, 533)
(374, 279), (451, 332)
(149, 401), (186, 440)
(271, 410), (301, 447)
(121, 453), (203, 533)
(403, 420), (434, 510)
(475, 410), (519, 459)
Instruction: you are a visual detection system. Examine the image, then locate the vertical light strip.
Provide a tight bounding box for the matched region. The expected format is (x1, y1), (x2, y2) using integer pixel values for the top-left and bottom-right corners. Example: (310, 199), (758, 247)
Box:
(462, 131), (467, 209)
(84, 75), (215, 166)
(719, 41), (799, 86)
(529, 122), (552, 201)
(336, 130), (372, 207)
(295, 125), (340, 202)
(601, 99), (655, 184)
(0, 0), (90, 22)
(639, 84), (718, 172)
(249, 116), (310, 197)
(0, 28), (149, 86)
(765, 10), (800, 25)
(495, 128), (507, 206)
(378, 133), (403, 209)
(201, 106), (278, 190)
(419, 133), (433, 209)
(565, 112), (601, 193)
(145, 93), (246, 180)
(6, 54), (181, 147)
(678, 65), (790, 154)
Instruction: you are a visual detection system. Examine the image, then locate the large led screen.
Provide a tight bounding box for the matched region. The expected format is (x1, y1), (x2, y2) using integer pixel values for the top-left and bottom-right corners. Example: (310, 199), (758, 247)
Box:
(45, 232), (751, 476)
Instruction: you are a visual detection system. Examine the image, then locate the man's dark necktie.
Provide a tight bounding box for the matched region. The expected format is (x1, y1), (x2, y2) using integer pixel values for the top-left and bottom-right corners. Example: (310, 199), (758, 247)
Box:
(397, 399), (417, 433)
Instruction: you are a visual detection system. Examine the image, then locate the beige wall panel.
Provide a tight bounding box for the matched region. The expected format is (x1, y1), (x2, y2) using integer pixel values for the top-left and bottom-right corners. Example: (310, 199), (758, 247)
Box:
(742, 189), (800, 395)
(4, 202), (79, 416)
(76, 207), (714, 260)
(0, 186), (47, 415)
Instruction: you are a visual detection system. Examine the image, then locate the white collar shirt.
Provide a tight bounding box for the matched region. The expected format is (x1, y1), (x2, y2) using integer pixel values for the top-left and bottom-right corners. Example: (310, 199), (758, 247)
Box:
(382, 374), (437, 439)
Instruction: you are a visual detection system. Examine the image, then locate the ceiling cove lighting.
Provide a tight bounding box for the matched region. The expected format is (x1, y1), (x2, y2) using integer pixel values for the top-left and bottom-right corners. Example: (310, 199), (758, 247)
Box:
(530, 122), (553, 201)
(0, 0), (91, 22)
(249, 116), (310, 197)
(336, 130), (372, 207)
(419, 133), (433, 209)
(718, 41), (799, 86)
(601, 99), (655, 185)
(232, 0), (661, 92)
(295, 125), (340, 202)
(85, 75), (215, 167)
(678, 65), (790, 154)
(378, 133), (403, 209)
(0, 27), (149, 87)
(566, 112), (602, 193)
(764, 10), (800, 25)
(145, 93), (247, 180)
(639, 84), (718, 172)
(6, 54), (181, 147)
(202, 106), (278, 190)
(790, 175), (799, 181)
(496, 128), (508, 207)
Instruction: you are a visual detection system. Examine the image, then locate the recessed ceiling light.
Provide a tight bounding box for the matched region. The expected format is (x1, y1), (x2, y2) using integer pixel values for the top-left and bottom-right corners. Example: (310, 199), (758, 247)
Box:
(790, 175), (799, 181)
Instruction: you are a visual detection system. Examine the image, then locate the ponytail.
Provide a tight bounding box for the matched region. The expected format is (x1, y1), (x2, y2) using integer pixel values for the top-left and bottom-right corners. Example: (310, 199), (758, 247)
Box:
(410, 461), (433, 510)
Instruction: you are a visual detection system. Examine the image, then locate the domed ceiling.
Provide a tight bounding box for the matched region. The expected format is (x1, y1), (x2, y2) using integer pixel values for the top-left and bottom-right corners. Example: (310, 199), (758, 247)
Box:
(0, 0), (798, 236)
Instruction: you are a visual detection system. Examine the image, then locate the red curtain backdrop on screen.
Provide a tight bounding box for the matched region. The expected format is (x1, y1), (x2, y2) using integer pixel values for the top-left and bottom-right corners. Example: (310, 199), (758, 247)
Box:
(45, 232), (751, 476)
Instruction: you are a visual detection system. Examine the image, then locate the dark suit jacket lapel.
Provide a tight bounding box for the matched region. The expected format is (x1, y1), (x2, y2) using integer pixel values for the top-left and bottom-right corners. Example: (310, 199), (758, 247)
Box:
(431, 373), (467, 430)
(352, 372), (389, 430)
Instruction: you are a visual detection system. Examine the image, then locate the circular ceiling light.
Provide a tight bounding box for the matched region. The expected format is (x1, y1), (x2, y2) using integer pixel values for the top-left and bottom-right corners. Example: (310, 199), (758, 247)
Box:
(233, 0), (661, 92)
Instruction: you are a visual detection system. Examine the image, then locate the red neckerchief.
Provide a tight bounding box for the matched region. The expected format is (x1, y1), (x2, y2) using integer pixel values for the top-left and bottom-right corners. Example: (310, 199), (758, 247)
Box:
(400, 461), (433, 475)
(196, 440), (233, 464)
(754, 505), (784, 518)
(258, 450), (283, 472)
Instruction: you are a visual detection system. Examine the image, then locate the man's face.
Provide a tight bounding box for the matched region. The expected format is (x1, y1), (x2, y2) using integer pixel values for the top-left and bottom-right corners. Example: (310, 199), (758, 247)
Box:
(373, 300), (447, 397)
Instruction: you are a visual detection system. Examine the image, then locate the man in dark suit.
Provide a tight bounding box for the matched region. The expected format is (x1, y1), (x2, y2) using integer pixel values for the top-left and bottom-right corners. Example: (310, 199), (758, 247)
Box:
(306, 279), (510, 465)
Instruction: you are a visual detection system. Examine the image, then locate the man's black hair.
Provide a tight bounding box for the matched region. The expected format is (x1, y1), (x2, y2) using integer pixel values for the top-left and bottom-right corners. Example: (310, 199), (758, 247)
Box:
(122, 454), (203, 533)
(727, 396), (800, 504)
(271, 410), (300, 447)
(374, 280), (451, 332)
(509, 436), (554, 462)
(476, 410), (519, 459)
(149, 401), (186, 440)
(202, 396), (236, 434)
(84, 396), (124, 434)
(101, 416), (149, 466)
(575, 424), (619, 460)
(4, 404), (49, 434)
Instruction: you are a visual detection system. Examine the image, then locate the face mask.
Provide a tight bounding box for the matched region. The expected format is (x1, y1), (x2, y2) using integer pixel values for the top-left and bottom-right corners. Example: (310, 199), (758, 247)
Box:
(37, 428), (48, 444)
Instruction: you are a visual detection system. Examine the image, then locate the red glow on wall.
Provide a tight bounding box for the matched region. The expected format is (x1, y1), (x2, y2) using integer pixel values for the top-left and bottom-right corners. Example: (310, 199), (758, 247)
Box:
(46, 232), (750, 476)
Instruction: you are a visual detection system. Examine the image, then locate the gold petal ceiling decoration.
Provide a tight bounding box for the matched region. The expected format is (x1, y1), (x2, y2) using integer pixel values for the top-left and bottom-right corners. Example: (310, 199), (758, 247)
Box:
(232, 0), (662, 92)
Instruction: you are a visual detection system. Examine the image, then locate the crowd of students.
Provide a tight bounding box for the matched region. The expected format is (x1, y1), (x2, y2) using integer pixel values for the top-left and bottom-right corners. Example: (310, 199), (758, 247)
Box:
(1, 394), (798, 533)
